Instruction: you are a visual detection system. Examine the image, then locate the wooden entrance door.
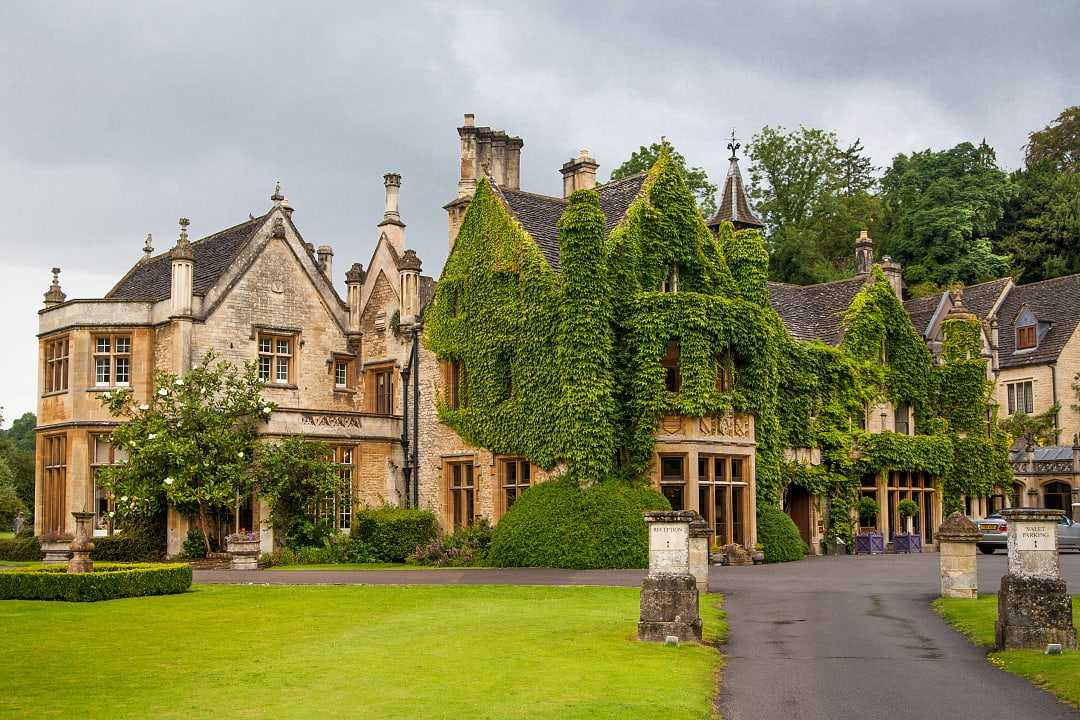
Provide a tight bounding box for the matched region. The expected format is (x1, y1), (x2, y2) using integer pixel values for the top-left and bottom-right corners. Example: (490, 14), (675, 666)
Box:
(786, 486), (812, 546)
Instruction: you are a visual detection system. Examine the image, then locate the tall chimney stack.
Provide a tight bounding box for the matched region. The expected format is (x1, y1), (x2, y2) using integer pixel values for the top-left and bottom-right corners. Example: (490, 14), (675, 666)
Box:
(855, 230), (873, 275)
(561, 149), (599, 198)
(445, 114), (524, 250)
(378, 172), (406, 253)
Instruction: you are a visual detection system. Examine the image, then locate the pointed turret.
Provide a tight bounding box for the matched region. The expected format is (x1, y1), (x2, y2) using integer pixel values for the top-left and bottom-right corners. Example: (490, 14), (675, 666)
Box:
(43, 267), (66, 307)
(707, 131), (764, 233)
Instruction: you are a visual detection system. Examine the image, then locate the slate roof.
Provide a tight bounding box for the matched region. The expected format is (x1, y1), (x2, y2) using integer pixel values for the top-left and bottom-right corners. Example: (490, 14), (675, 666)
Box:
(767, 276), (868, 344)
(498, 173), (647, 271)
(963, 277), (1011, 321)
(996, 274), (1080, 369)
(106, 214), (268, 301)
(903, 294), (943, 337)
(1009, 445), (1074, 462)
(707, 158), (764, 229)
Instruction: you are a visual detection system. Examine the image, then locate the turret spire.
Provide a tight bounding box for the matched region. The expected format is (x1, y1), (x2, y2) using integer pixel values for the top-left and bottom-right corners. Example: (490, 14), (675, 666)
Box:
(44, 267), (66, 306)
(707, 130), (764, 232)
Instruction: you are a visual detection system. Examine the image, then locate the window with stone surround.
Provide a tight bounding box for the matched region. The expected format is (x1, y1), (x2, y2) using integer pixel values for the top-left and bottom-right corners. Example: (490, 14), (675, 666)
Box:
(258, 333), (294, 385)
(446, 360), (465, 410)
(90, 434), (127, 536)
(447, 460), (475, 529)
(697, 455), (749, 547)
(498, 457), (531, 517)
(333, 356), (355, 391)
(314, 446), (354, 532)
(662, 341), (681, 393)
(93, 334), (132, 387)
(715, 351), (735, 392)
(1006, 380), (1034, 415)
(44, 336), (69, 394)
(42, 434), (67, 535)
(367, 364), (394, 414)
(659, 455), (686, 511)
(894, 403), (911, 435)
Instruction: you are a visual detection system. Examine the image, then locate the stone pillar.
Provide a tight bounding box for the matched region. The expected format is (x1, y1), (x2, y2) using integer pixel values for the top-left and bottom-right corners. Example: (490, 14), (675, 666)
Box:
(937, 512), (979, 599)
(688, 514), (710, 594)
(995, 508), (1077, 650)
(68, 511), (95, 574)
(638, 510), (702, 643)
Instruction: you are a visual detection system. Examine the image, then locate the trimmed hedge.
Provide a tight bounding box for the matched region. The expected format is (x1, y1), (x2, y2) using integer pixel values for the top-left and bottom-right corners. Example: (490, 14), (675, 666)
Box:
(757, 503), (807, 563)
(0, 562), (192, 602)
(0, 536), (42, 562)
(351, 507), (439, 562)
(91, 528), (166, 562)
(488, 477), (670, 569)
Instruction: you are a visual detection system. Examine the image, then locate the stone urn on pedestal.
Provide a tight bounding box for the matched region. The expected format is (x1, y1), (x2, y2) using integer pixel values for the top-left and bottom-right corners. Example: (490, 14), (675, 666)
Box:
(225, 531), (260, 570)
(40, 533), (74, 565)
(68, 511), (95, 574)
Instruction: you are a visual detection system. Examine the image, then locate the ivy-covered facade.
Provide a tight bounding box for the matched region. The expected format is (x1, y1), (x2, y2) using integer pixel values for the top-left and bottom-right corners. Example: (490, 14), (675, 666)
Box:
(418, 115), (1011, 553)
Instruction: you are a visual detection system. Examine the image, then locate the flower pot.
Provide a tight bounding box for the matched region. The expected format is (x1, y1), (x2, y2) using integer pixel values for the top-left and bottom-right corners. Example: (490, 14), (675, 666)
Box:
(226, 538), (261, 570)
(892, 533), (922, 553)
(855, 532), (885, 555)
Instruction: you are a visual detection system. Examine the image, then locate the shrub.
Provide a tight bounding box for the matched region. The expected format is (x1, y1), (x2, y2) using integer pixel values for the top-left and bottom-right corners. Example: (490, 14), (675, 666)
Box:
(410, 519), (494, 567)
(487, 476), (670, 569)
(0, 536), (42, 562)
(91, 525), (165, 562)
(0, 484), (27, 531)
(756, 504), (806, 563)
(0, 562), (192, 601)
(260, 535), (373, 567)
(352, 507), (439, 562)
(179, 526), (208, 560)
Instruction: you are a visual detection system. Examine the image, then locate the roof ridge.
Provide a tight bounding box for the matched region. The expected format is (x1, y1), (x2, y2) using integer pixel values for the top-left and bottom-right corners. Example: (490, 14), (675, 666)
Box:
(498, 187), (567, 204)
(130, 211), (271, 265)
(597, 172), (648, 189)
(1013, 272), (1080, 290)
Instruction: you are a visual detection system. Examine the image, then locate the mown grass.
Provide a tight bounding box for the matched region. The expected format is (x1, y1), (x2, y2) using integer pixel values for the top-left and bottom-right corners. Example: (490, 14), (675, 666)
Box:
(935, 594), (1080, 707)
(264, 562), (490, 571)
(1, 584), (725, 719)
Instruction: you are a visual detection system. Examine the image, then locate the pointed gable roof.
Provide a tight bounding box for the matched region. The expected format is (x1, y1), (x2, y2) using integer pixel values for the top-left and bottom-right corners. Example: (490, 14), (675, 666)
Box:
(106, 213), (269, 301)
(708, 156), (763, 231)
(997, 274), (1080, 368)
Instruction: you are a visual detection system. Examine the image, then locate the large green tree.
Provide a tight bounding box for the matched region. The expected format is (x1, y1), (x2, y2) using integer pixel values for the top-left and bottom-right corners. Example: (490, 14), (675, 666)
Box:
(747, 126), (881, 284)
(1025, 105), (1080, 173)
(0, 410), (35, 511)
(879, 141), (1012, 288)
(610, 139), (718, 218)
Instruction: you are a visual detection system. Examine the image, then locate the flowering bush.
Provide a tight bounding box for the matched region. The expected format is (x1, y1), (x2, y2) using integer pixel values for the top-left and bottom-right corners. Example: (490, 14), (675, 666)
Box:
(226, 531), (259, 543)
(409, 519), (494, 567)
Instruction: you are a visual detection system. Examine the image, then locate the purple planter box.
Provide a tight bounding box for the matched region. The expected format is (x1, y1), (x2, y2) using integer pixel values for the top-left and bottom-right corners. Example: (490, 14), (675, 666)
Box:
(892, 533), (922, 553)
(854, 532), (885, 555)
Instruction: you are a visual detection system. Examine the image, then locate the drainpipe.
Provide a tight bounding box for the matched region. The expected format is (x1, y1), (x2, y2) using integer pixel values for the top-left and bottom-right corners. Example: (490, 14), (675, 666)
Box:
(1051, 364), (1060, 442)
(400, 361), (412, 508)
(411, 326), (421, 509)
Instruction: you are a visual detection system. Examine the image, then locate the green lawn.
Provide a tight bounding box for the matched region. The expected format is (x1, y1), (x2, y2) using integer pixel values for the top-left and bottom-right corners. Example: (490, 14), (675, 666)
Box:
(0, 584), (725, 719)
(265, 562), (490, 571)
(935, 595), (1080, 707)
(0, 532), (13, 540)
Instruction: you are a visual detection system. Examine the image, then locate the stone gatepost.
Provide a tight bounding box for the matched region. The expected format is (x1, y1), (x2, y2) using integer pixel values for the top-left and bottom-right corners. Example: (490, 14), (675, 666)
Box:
(638, 511), (702, 643)
(688, 514), (710, 594)
(937, 512), (979, 599)
(995, 508), (1077, 650)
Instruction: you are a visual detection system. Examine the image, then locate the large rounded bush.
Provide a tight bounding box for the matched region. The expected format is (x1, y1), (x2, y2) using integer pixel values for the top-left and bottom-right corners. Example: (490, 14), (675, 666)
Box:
(488, 477), (669, 569)
(757, 503), (806, 563)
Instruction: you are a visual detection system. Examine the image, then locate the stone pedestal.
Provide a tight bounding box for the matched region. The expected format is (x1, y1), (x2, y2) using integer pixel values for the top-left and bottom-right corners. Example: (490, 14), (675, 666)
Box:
(688, 515), (710, 594)
(227, 539), (260, 570)
(995, 508), (1077, 650)
(938, 512), (979, 599)
(67, 512), (95, 574)
(41, 541), (72, 565)
(639, 511), (701, 643)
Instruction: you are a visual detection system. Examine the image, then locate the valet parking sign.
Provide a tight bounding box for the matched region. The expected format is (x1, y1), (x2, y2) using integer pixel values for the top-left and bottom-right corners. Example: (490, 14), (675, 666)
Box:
(1014, 522), (1055, 552)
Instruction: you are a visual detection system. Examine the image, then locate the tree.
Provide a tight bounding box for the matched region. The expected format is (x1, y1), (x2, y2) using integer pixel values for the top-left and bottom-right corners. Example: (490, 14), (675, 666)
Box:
(610, 139), (718, 218)
(98, 352), (274, 553)
(3, 413), (36, 454)
(879, 141), (1012, 287)
(0, 410), (35, 511)
(999, 405), (1060, 448)
(252, 437), (342, 548)
(747, 126), (881, 284)
(1025, 105), (1080, 174)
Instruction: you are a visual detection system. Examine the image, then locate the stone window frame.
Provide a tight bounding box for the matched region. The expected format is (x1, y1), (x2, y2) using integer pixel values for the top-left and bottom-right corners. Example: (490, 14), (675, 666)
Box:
(658, 453), (687, 512)
(445, 458), (476, 530)
(365, 361), (396, 415)
(885, 470), (936, 544)
(496, 456), (531, 519)
(93, 333), (132, 388)
(696, 454), (750, 548)
(313, 445), (355, 533)
(332, 353), (357, 393)
(41, 433), (67, 535)
(715, 351), (735, 392)
(1006, 379), (1034, 415)
(257, 331), (296, 386)
(444, 359), (466, 410)
(89, 433), (127, 537)
(43, 335), (70, 395)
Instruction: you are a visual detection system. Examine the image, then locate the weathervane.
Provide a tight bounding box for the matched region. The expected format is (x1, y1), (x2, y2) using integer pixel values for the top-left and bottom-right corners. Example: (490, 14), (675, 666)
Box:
(727, 129), (740, 160)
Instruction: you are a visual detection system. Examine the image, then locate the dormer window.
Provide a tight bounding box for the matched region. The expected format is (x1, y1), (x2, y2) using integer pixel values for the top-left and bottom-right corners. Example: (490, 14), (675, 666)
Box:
(661, 265), (679, 293)
(1015, 308), (1038, 350)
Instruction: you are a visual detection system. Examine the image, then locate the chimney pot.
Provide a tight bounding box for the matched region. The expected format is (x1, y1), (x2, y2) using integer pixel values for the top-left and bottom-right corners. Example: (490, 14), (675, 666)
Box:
(463, 113), (475, 128)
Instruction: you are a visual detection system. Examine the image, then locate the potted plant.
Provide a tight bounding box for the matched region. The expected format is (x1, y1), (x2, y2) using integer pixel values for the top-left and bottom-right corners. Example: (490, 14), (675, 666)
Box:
(752, 543), (765, 564)
(225, 530), (261, 570)
(854, 498), (884, 555)
(893, 499), (922, 553)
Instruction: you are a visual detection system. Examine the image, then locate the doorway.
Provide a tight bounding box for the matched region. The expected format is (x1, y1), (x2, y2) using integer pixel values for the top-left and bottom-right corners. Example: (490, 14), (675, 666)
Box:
(785, 486), (812, 547)
(1044, 481), (1074, 520)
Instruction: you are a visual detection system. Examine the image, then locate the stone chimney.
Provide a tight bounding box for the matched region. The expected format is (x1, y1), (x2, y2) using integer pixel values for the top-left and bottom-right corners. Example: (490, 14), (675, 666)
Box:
(317, 245), (333, 279)
(446, 114), (523, 250)
(170, 218), (195, 317)
(43, 267), (66, 307)
(142, 233), (153, 260)
(855, 230), (873, 275)
(398, 249), (422, 323)
(379, 173), (406, 253)
(345, 262), (365, 333)
(990, 317), (1000, 373)
(880, 256), (903, 298)
(561, 150), (599, 198)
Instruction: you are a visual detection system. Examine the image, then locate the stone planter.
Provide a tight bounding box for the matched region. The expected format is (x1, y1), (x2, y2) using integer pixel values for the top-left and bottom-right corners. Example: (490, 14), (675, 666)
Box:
(854, 532), (885, 555)
(892, 533), (922, 553)
(41, 540), (73, 565)
(226, 539), (260, 570)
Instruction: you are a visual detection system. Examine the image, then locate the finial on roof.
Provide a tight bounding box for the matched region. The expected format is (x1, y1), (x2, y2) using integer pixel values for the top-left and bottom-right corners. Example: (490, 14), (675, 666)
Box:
(271, 181), (284, 204)
(143, 233), (153, 258)
(44, 267), (66, 306)
(945, 287), (976, 322)
(727, 130), (740, 161)
(171, 218), (194, 261)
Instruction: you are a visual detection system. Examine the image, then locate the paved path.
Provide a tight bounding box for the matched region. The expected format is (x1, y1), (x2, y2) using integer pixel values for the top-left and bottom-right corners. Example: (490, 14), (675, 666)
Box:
(196, 553), (1080, 719)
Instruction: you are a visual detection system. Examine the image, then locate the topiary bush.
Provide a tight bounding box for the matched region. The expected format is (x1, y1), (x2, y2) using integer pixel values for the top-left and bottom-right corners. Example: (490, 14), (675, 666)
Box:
(0, 562), (192, 601)
(351, 507), (439, 562)
(487, 476), (670, 569)
(0, 536), (42, 562)
(757, 503), (807, 563)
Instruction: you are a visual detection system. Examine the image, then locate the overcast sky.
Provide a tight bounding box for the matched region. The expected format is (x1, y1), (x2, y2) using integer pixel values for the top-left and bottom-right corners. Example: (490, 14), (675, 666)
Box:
(2, 1), (1078, 424)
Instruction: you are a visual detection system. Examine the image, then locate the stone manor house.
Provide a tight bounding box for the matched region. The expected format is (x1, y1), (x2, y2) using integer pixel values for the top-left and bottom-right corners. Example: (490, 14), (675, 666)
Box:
(34, 114), (1079, 555)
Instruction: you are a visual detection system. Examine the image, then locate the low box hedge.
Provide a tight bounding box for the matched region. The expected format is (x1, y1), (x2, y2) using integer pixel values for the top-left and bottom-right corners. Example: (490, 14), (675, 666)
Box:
(0, 536), (43, 562)
(351, 507), (438, 562)
(0, 562), (192, 602)
(91, 529), (165, 562)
